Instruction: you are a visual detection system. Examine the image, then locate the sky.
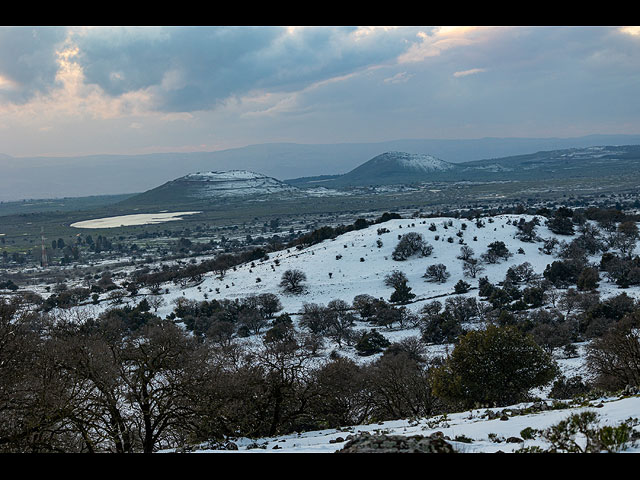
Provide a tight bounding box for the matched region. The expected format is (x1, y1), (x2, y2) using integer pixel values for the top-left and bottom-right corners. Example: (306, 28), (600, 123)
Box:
(1, 25), (639, 158)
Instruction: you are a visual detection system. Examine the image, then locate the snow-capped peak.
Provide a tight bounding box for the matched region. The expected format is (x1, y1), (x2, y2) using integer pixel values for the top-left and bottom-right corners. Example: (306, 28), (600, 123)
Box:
(182, 170), (268, 181)
(379, 152), (455, 172)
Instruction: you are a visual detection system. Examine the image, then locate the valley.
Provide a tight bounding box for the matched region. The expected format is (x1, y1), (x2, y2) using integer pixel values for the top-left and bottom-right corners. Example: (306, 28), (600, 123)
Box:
(4, 145), (640, 454)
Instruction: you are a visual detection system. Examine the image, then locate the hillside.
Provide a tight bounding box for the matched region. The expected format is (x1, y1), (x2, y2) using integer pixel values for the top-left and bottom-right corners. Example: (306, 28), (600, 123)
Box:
(289, 145), (640, 188)
(120, 169), (300, 206)
(10, 209), (640, 453)
(5, 135), (640, 201)
(325, 152), (459, 187)
(143, 214), (624, 325)
(175, 395), (640, 452)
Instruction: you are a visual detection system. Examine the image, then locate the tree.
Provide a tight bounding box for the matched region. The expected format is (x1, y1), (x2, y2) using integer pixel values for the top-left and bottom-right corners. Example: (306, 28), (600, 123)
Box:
(515, 217), (539, 242)
(50, 317), (207, 453)
(308, 358), (371, 428)
(384, 270), (415, 304)
(462, 257), (484, 278)
(543, 260), (581, 288)
(481, 241), (512, 264)
(586, 313), (640, 391)
(147, 295), (166, 313)
(324, 299), (357, 346)
(252, 331), (318, 436)
(279, 269), (307, 294)
(355, 329), (390, 356)
(454, 279), (471, 294)
(577, 267), (600, 291)
(423, 264), (450, 283)
(431, 325), (558, 408)
(392, 232), (432, 261)
(300, 303), (330, 334)
(547, 211), (575, 235)
(365, 350), (439, 420)
(615, 221), (640, 257)
(256, 293), (283, 319)
(457, 246), (475, 262)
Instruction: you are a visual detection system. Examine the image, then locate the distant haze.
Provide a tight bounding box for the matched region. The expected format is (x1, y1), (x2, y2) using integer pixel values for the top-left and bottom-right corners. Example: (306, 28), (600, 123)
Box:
(2, 134), (640, 201)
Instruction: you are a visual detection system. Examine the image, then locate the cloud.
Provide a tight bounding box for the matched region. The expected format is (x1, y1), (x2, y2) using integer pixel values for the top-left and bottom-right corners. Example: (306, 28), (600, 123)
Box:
(0, 27), (68, 103)
(65, 26), (421, 113)
(619, 26), (640, 37)
(1, 26), (640, 158)
(453, 68), (486, 77)
(383, 71), (413, 84)
(397, 26), (488, 64)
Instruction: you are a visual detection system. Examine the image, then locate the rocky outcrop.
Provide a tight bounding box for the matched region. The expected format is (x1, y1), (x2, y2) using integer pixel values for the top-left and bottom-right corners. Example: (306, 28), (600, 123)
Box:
(336, 432), (455, 453)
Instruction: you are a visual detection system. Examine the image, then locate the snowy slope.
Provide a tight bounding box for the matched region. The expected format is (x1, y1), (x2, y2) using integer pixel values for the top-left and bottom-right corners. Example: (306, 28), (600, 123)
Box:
(155, 214), (582, 318)
(177, 394), (640, 453)
(43, 212), (640, 453)
(390, 152), (456, 172)
(180, 170), (300, 198)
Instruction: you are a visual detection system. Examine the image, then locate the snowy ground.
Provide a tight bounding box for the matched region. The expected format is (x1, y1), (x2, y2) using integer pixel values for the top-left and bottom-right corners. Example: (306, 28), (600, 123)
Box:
(40, 213), (637, 369)
(163, 394), (640, 453)
(17, 213), (640, 453)
(143, 214), (639, 324)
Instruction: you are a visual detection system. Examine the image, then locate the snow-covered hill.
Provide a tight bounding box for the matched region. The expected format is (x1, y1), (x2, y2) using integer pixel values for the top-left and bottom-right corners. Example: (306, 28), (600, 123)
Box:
(121, 169), (301, 205)
(388, 152), (457, 172)
(31, 211), (640, 453)
(152, 214), (613, 318)
(329, 151), (458, 186)
(178, 170), (300, 198)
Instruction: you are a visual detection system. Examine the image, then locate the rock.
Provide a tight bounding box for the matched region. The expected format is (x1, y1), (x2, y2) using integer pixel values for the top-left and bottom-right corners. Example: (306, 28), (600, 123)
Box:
(506, 437), (524, 443)
(336, 433), (455, 453)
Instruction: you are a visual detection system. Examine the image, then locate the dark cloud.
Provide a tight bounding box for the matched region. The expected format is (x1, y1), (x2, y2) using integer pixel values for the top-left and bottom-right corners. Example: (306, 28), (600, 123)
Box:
(0, 27), (67, 103)
(71, 26), (420, 112)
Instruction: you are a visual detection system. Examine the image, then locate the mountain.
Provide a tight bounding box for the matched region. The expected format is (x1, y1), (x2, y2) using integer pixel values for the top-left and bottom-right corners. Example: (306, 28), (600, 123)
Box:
(324, 152), (460, 186)
(4, 134), (640, 201)
(289, 145), (640, 187)
(121, 170), (300, 206)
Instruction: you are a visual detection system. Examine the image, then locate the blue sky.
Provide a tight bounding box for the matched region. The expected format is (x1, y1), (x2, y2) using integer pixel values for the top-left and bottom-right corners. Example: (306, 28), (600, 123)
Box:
(0, 26), (639, 157)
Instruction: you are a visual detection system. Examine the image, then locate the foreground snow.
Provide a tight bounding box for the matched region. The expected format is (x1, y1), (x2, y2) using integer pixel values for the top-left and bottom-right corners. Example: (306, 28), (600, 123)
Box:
(170, 394), (640, 453)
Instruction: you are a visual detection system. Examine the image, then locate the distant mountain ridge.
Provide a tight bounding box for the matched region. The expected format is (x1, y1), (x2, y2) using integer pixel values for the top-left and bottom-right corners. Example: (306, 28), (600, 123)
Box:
(121, 169), (300, 206)
(288, 145), (640, 188)
(324, 152), (458, 187)
(4, 134), (640, 201)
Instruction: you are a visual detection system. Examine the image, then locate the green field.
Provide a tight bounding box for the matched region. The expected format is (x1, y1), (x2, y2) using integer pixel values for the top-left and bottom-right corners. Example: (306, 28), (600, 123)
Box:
(2, 171), (640, 257)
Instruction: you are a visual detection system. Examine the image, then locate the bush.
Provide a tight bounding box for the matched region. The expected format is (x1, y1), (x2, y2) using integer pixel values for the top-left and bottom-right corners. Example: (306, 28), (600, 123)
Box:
(454, 280), (471, 294)
(431, 325), (558, 408)
(355, 330), (391, 356)
(423, 264), (450, 283)
(536, 411), (638, 453)
(392, 232), (433, 261)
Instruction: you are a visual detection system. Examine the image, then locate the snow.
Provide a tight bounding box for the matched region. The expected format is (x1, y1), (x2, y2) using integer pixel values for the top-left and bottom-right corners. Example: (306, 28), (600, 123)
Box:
(184, 170), (267, 181)
(384, 152), (455, 172)
(168, 394), (640, 453)
(180, 170), (299, 198)
(39, 212), (640, 453)
(153, 215), (580, 317)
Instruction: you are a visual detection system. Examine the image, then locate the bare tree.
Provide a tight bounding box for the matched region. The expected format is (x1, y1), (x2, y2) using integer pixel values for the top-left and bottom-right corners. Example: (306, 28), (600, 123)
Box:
(147, 295), (166, 313)
(279, 269), (307, 294)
